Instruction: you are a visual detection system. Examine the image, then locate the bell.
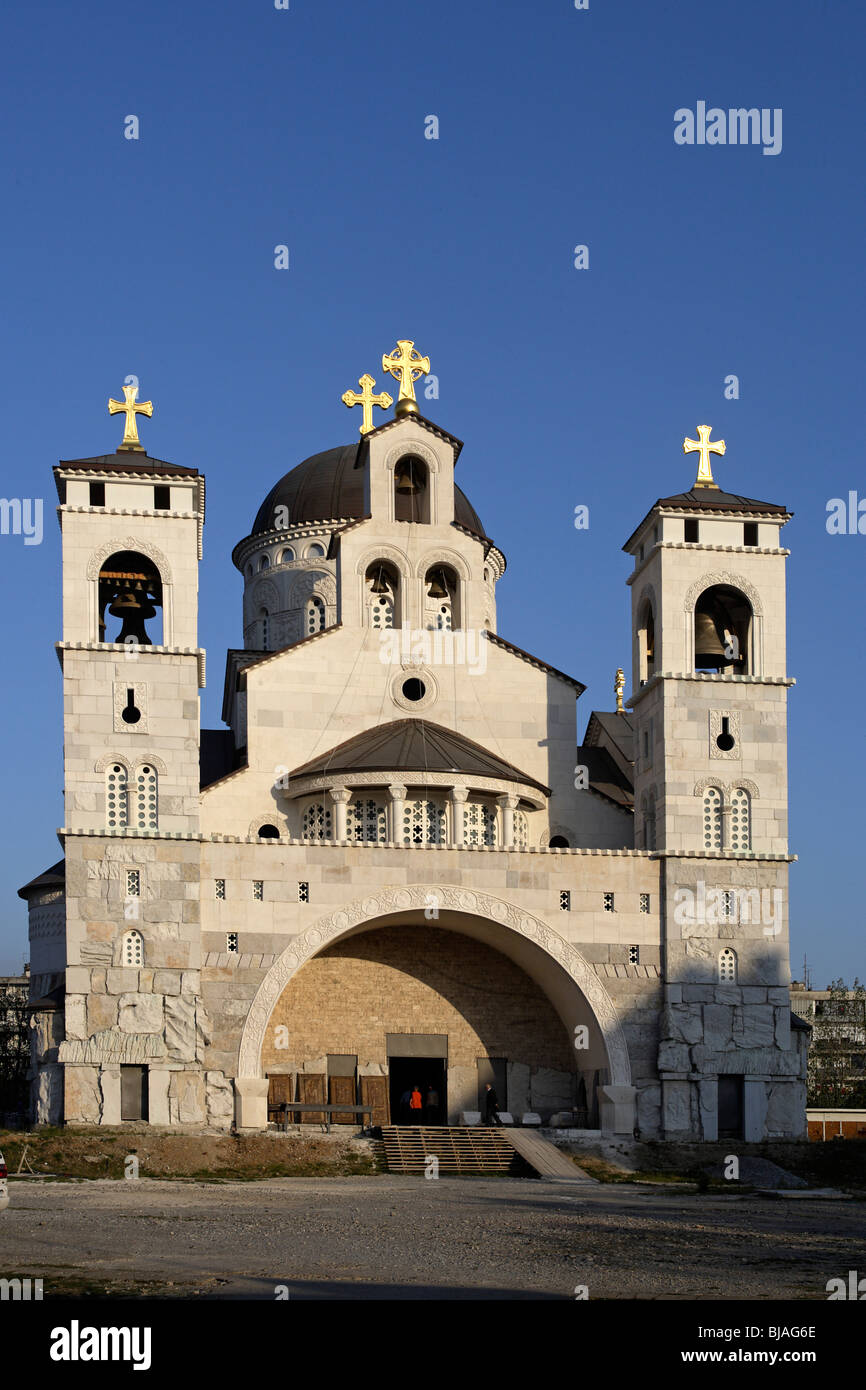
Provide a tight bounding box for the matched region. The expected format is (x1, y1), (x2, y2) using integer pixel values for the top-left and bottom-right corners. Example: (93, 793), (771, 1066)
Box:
(394, 460), (420, 493)
(694, 610), (729, 664)
(368, 566), (390, 594)
(426, 569), (449, 599)
(107, 587), (156, 645)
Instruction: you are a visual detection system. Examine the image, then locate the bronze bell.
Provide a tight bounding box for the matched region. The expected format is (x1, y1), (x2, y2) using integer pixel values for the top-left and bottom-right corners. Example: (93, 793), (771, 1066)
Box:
(108, 587), (156, 645)
(426, 568), (449, 599)
(394, 460), (420, 493)
(694, 610), (729, 664)
(368, 566), (390, 594)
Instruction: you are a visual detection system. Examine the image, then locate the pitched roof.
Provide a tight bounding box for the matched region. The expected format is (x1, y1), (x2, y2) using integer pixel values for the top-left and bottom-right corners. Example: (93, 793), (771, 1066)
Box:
(289, 718), (550, 794)
(577, 744), (634, 810)
(483, 632), (585, 693)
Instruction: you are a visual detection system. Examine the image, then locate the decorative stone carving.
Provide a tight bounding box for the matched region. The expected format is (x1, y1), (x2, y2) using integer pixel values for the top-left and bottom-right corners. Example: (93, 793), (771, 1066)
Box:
(683, 571), (763, 617)
(58, 1028), (167, 1065)
(86, 536), (172, 585)
(164, 995), (197, 1061)
(237, 884), (632, 1086)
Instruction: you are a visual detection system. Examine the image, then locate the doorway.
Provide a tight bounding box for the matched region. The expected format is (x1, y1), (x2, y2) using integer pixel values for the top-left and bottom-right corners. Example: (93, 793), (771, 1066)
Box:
(718, 1075), (744, 1139)
(388, 1057), (447, 1126)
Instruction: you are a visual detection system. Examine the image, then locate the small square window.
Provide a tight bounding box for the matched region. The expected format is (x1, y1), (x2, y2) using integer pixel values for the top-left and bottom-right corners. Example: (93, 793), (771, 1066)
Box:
(559, 890), (571, 912)
(722, 890), (735, 919)
(215, 879), (225, 900)
(628, 945), (640, 964)
(640, 893), (650, 914)
(744, 522), (758, 547)
(154, 485), (171, 511)
(603, 892), (615, 912)
(298, 882), (309, 903)
(226, 932), (238, 954)
(126, 869), (140, 897)
(684, 518), (699, 543)
(89, 481), (105, 507)
(253, 880), (264, 901)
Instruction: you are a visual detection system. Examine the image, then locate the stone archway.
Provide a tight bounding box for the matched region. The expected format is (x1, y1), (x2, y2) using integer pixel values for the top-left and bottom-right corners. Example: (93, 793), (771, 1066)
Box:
(235, 886), (633, 1129)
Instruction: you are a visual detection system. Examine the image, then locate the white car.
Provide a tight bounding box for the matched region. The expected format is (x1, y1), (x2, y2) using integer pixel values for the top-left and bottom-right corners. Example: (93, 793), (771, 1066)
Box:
(0, 1149), (9, 1211)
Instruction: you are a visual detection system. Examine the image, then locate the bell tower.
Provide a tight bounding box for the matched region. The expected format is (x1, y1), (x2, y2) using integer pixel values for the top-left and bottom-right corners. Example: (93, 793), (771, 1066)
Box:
(623, 428), (804, 1142)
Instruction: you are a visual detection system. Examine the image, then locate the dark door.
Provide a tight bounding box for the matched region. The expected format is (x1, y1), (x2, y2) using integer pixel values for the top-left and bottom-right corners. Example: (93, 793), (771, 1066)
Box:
(388, 1057), (447, 1125)
(120, 1065), (148, 1122)
(361, 1075), (389, 1128)
(718, 1076), (744, 1139)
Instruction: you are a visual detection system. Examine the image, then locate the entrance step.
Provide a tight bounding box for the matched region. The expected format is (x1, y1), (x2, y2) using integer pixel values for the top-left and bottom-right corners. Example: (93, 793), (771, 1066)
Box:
(381, 1126), (526, 1175)
(501, 1129), (597, 1182)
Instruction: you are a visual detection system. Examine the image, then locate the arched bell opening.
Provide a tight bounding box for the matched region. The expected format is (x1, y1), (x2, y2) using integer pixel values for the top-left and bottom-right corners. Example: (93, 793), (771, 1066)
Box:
(365, 560), (400, 630)
(638, 600), (656, 683)
(393, 454), (430, 524)
(694, 585), (752, 674)
(98, 551), (163, 646)
(424, 563), (459, 630)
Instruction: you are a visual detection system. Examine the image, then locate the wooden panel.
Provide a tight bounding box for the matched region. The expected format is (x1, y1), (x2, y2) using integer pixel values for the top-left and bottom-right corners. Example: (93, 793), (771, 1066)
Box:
(330, 1074), (356, 1124)
(299, 1073), (326, 1123)
(361, 1075), (389, 1128)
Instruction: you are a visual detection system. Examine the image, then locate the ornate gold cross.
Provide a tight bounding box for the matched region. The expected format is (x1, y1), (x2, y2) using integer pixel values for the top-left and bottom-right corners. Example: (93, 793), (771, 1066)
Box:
(341, 373), (393, 435)
(108, 383), (153, 451)
(683, 424), (725, 488)
(381, 339), (430, 403)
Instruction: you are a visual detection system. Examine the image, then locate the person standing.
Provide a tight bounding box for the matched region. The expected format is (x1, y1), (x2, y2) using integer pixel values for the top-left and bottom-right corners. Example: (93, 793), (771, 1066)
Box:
(425, 1082), (439, 1125)
(409, 1083), (424, 1125)
(483, 1081), (502, 1126)
(399, 1086), (412, 1124)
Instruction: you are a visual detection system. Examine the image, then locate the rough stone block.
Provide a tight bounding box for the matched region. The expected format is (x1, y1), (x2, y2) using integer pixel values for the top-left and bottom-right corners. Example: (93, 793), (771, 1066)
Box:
(118, 993), (163, 1034)
(106, 968), (139, 995)
(154, 970), (181, 996)
(87, 994), (118, 1033)
(65, 995), (87, 1040)
(164, 995), (196, 1061)
(65, 1065), (101, 1123)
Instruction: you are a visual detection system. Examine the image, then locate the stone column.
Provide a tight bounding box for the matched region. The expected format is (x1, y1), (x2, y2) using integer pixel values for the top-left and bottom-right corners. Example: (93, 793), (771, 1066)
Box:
(388, 783), (407, 844)
(449, 785), (469, 846)
(330, 786), (351, 841)
(497, 793), (519, 848)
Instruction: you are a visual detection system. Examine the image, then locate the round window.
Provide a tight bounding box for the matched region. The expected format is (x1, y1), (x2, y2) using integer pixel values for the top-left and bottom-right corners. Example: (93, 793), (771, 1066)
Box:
(401, 677), (426, 702)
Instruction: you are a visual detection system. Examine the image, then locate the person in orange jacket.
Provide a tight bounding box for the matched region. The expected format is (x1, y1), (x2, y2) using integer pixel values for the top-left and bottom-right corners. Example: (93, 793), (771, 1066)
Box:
(409, 1083), (424, 1124)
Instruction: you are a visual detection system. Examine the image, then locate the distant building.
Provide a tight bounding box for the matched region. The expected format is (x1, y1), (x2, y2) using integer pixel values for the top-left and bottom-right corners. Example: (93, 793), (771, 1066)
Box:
(0, 964), (31, 1119)
(791, 981), (866, 1109)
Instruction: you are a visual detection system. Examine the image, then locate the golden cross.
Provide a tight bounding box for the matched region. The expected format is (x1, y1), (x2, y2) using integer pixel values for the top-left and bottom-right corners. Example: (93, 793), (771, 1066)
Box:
(108, 383), (153, 451)
(341, 373), (393, 435)
(683, 424), (725, 488)
(381, 339), (430, 403)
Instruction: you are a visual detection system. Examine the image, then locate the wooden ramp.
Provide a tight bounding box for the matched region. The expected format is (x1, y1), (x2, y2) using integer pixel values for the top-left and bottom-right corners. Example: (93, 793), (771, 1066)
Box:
(381, 1126), (524, 1175)
(501, 1129), (597, 1182)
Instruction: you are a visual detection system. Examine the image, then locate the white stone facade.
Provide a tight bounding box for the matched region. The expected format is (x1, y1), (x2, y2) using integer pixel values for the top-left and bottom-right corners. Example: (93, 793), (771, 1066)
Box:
(22, 412), (807, 1140)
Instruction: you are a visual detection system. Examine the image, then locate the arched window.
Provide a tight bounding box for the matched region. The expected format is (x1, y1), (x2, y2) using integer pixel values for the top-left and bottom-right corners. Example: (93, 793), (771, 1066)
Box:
(121, 929), (144, 968)
(694, 585), (752, 674)
(639, 601), (655, 683)
(279, 547), (295, 564)
(394, 455), (430, 523)
(703, 787), (722, 849)
(98, 550), (163, 646)
(403, 799), (445, 845)
(719, 948), (737, 983)
(463, 802), (497, 846)
(306, 542), (326, 558)
(135, 765), (158, 829)
(549, 835), (569, 849)
(302, 803), (332, 839)
(365, 561), (399, 630)
(246, 564), (253, 580)
(730, 787), (751, 850)
(306, 595), (326, 635)
(259, 608), (269, 649)
(514, 810), (528, 850)
(424, 565), (458, 630)
(106, 764), (129, 828)
(259, 555), (270, 571)
(258, 824), (280, 839)
(346, 798), (387, 843)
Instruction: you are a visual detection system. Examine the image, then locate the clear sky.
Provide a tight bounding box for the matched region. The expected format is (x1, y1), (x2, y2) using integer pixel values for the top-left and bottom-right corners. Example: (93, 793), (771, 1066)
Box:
(0, 0), (862, 986)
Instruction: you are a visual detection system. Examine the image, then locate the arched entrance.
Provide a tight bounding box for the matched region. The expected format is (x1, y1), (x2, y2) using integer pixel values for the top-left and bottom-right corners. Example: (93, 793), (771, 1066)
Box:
(235, 886), (634, 1132)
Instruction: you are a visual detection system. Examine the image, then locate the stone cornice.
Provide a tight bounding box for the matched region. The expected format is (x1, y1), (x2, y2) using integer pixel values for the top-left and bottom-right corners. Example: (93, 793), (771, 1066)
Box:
(627, 671), (795, 708)
(55, 640), (206, 689)
(57, 825), (652, 854)
(283, 770), (547, 808)
(627, 541), (790, 585)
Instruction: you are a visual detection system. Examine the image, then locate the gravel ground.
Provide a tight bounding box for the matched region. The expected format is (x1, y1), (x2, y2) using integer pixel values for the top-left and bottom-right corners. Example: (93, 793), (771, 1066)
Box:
(2, 1176), (862, 1301)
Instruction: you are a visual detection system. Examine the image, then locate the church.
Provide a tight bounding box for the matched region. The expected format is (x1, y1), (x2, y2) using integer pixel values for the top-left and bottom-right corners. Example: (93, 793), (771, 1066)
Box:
(19, 340), (808, 1141)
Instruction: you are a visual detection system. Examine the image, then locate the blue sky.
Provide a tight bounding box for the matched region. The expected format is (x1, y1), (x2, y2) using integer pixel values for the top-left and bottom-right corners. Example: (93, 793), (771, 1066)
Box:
(0, 0), (862, 985)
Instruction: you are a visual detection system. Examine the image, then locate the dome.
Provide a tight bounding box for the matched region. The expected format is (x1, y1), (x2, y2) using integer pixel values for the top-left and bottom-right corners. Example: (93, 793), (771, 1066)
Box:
(250, 444), (487, 539)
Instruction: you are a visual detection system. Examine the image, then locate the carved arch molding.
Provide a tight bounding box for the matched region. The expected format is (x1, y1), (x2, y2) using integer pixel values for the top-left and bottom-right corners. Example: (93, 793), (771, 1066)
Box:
(86, 536), (173, 584)
(236, 884), (631, 1084)
(683, 571), (763, 617)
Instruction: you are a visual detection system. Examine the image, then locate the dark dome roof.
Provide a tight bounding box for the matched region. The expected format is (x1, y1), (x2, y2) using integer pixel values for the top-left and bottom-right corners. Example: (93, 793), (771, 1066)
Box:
(250, 444), (487, 539)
